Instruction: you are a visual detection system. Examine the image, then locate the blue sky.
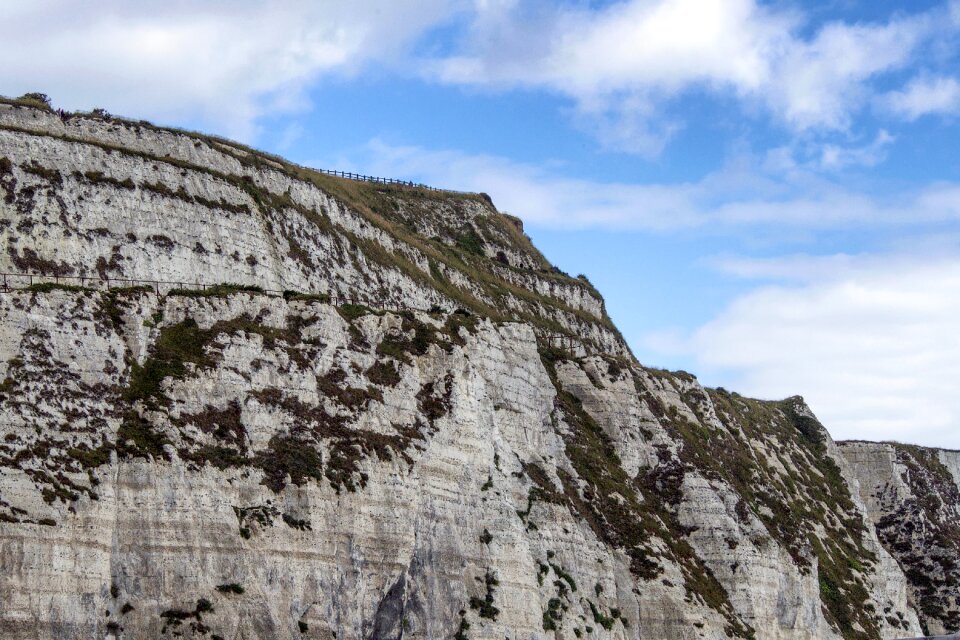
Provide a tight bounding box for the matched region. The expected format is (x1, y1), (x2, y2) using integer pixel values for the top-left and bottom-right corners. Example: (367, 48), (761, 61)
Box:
(3, 0), (960, 447)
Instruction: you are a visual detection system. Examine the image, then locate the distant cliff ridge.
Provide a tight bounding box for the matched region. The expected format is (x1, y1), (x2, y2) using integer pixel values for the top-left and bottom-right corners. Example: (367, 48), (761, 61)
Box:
(0, 96), (956, 640)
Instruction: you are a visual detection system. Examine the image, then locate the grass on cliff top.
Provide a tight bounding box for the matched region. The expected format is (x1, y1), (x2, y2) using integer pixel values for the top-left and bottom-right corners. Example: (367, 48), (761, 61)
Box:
(1, 93), (53, 112)
(283, 168), (616, 331)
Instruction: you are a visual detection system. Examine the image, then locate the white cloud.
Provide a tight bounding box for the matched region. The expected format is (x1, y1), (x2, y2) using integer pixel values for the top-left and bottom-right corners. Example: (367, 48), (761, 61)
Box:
(768, 18), (930, 130)
(570, 94), (684, 158)
(350, 140), (960, 230)
(647, 254), (960, 448)
(883, 75), (960, 120)
(429, 0), (948, 146)
(0, 0), (457, 139)
(437, 0), (791, 92)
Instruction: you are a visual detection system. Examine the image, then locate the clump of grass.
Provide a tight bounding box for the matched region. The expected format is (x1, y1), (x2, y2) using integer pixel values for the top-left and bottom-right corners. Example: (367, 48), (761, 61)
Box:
(366, 360), (401, 387)
(456, 228), (485, 256)
(26, 282), (91, 294)
(13, 92), (52, 111)
(168, 283), (264, 298)
(116, 411), (171, 461)
(282, 290), (331, 303)
(67, 443), (113, 468)
(338, 303), (372, 321)
(469, 571), (500, 620)
(215, 583), (244, 595)
(254, 434), (324, 493)
(589, 601), (615, 630)
(124, 318), (213, 407)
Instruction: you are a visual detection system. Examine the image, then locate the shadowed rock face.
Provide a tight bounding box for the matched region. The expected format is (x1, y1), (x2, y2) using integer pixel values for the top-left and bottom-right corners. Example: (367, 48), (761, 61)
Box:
(0, 98), (952, 640)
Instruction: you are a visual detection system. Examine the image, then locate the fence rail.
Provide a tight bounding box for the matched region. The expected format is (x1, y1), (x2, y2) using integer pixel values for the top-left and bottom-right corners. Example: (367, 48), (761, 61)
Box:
(0, 270), (592, 354)
(313, 168), (445, 192)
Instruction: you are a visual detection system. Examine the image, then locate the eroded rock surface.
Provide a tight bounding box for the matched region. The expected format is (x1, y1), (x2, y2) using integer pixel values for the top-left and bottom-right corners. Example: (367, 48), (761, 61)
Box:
(839, 442), (960, 636)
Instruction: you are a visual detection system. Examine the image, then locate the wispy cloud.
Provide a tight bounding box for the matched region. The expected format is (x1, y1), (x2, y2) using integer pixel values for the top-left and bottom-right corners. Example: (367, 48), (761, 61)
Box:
(818, 130), (895, 170)
(882, 75), (960, 120)
(765, 130), (897, 173)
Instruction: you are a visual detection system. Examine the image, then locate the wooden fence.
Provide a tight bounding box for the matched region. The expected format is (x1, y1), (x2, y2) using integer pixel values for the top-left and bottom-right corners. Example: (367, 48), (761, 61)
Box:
(314, 169), (444, 192)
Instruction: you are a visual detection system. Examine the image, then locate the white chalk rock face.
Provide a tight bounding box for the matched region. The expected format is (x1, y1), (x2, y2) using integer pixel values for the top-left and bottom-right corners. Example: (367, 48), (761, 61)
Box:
(0, 99), (951, 640)
(838, 442), (960, 636)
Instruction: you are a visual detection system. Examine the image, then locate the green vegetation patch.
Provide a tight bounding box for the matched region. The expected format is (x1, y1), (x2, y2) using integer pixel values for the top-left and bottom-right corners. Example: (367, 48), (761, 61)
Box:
(124, 318), (214, 408)
(215, 583), (245, 595)
(283, 290), (331, 303)
(67, 442), (113, 468)
(366, 360), (401, 387)
(21, 161), (62, 185)
(116, 411), (171, 461)
(10, 92), (53, 111)
(338, 303), (373, 322)
(375, 310), (478, 366)
(537, 345), (754, 639)
(253, 433), (324, 493)
(469, 571), (500, 620)
(316, 367), (383, 410)
(700, 389), (879, 639)
(168, 283), (264, 298)
(249, 388), (422, 493)
(26, 281), (92, 294)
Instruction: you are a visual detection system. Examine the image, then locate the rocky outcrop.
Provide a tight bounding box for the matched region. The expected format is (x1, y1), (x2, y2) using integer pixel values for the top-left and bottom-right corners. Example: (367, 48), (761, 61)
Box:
(0, 97), (951, 639)
(838, 442), (960, 636)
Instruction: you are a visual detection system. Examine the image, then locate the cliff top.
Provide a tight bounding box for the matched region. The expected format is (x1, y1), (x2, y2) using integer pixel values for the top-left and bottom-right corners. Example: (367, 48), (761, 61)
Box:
(0, 94), (626, 354)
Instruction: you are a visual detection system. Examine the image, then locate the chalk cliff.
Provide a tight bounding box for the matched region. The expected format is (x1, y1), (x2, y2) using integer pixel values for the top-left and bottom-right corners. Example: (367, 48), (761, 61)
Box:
(0, 97), (954, 640)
